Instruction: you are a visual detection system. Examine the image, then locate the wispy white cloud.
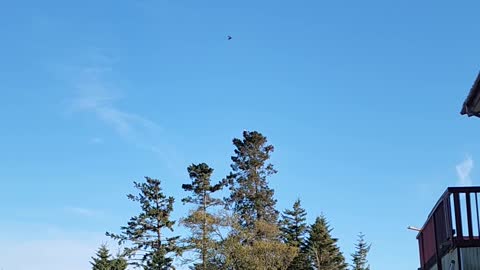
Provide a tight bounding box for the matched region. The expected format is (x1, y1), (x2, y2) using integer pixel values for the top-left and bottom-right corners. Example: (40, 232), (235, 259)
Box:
(63, 54), (182, 170)
(70, 65), (140, 137)
(456, 155), (474, 186)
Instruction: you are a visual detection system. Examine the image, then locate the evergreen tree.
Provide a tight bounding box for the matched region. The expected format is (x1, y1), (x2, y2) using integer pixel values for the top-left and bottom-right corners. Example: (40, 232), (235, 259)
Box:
(91, 245), (113, 270)
(221, 130), (292, 268)
(220, 219), (298, 270)
(107, 177), (181, 270)
(306, 215), (347, 270)
(91, 245), (127, 270)
(280, 199), (310, 270)
(226, 130), (278, 230)
(112, 256), (128, 270)
(281, 199), (308, 247)
(351, 233), (371, 270)
(181, 163), (225, 270)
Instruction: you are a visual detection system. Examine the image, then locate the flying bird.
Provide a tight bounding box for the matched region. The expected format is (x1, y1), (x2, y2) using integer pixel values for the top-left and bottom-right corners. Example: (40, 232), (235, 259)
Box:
(227, 35), (232, 40)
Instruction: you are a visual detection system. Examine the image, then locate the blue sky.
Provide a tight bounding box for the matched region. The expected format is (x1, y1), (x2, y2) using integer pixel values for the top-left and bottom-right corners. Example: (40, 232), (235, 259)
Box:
(1, 0), (480, 269)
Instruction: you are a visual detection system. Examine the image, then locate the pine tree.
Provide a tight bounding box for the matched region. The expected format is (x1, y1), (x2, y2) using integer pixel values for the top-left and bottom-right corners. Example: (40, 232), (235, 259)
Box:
(91, 245), (113, 270)
(220, 219), (298, 270)
(111, 255), (128, 270)
(351, 233), (371, 270)
(91, 245), (127, 270)
(280, 199), (310, 270)
(226, 130), (278, 230)
(222, 130), (293, 268)
(306, 215), (347, 270)
(181, 163), (225, 270)
(281, 199), (308, 248)
(107, 177), (182, 270)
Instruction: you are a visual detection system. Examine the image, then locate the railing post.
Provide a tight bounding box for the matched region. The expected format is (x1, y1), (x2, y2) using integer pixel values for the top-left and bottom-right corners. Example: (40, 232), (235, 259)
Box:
(476, 193), (480, 236)
(433, 215), (443, 270)
(466, 192), (474, 240)
(444, 195), (453, 246)
(453, 192), (463, 241)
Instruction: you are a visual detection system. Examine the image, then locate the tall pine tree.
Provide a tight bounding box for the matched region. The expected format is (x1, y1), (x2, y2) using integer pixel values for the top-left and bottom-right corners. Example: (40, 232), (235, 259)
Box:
(226, 130), (278, 230)
(280, 199), (310, 270)
(181, 163), (225, 270)
(107, 177), (181, 270)
(351, 233), (371, 270)
(219, 131), (298, 268)
(306, 215), (347, 270)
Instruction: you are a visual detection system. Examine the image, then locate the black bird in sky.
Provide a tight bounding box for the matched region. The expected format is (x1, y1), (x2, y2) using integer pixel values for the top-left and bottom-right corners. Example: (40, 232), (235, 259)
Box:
(227, 35), (232, 40)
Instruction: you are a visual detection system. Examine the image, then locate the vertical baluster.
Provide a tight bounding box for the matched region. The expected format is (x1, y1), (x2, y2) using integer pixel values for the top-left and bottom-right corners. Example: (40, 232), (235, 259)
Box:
(476, 192), (480, 238)
(466, 192), (473, 239)
(453, 192), (463, 241)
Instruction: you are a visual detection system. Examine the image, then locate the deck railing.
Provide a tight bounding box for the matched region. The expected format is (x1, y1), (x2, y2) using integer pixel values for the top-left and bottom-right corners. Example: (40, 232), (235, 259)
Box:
(418, 187), (480, 270)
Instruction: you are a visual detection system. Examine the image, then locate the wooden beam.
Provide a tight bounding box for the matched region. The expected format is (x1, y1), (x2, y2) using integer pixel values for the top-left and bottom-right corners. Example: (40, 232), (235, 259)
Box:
(454, 193), (463, 240)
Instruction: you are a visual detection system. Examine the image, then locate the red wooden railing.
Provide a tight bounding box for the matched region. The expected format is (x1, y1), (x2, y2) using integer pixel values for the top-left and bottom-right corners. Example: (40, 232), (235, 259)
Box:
(417, 187), (480, 270)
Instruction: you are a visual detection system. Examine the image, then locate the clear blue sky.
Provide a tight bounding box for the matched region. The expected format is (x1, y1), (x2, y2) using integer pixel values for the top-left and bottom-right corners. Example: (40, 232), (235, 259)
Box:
(1, 0), (480, 269)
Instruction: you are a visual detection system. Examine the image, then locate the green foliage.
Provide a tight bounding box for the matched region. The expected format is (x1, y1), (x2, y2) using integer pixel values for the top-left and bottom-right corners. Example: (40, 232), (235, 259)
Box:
(218, 220), (298, 270)
(306, 215), (348, 270)
(351, 233), (371, 270)
(91, 244), (127, 270)
(111, 257), (128, 270)
(98, 130), (372, 270)
(216, 131), (298, 270)
(281, 199), (308, 248)
(288, 252), (312, 270)
(280, 199), (310, 270)
(91, 245), (113, 270)
(226, 130), (278, 231)
(106, 177), (181, 270)
(229, 238), (298, 270)
(181, 163), (226, 270)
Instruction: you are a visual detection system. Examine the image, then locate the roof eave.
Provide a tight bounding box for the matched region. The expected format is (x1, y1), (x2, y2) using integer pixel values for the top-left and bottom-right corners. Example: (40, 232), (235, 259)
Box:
(461, 72), (480, 117)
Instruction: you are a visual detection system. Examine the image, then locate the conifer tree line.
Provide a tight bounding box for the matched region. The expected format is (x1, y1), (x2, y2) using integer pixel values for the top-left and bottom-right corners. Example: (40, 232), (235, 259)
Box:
(91, 130), (371, 270)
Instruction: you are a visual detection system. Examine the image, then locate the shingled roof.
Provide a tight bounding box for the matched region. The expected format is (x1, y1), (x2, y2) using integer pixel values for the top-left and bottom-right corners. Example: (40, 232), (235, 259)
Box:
(461, 72), (480, 117)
